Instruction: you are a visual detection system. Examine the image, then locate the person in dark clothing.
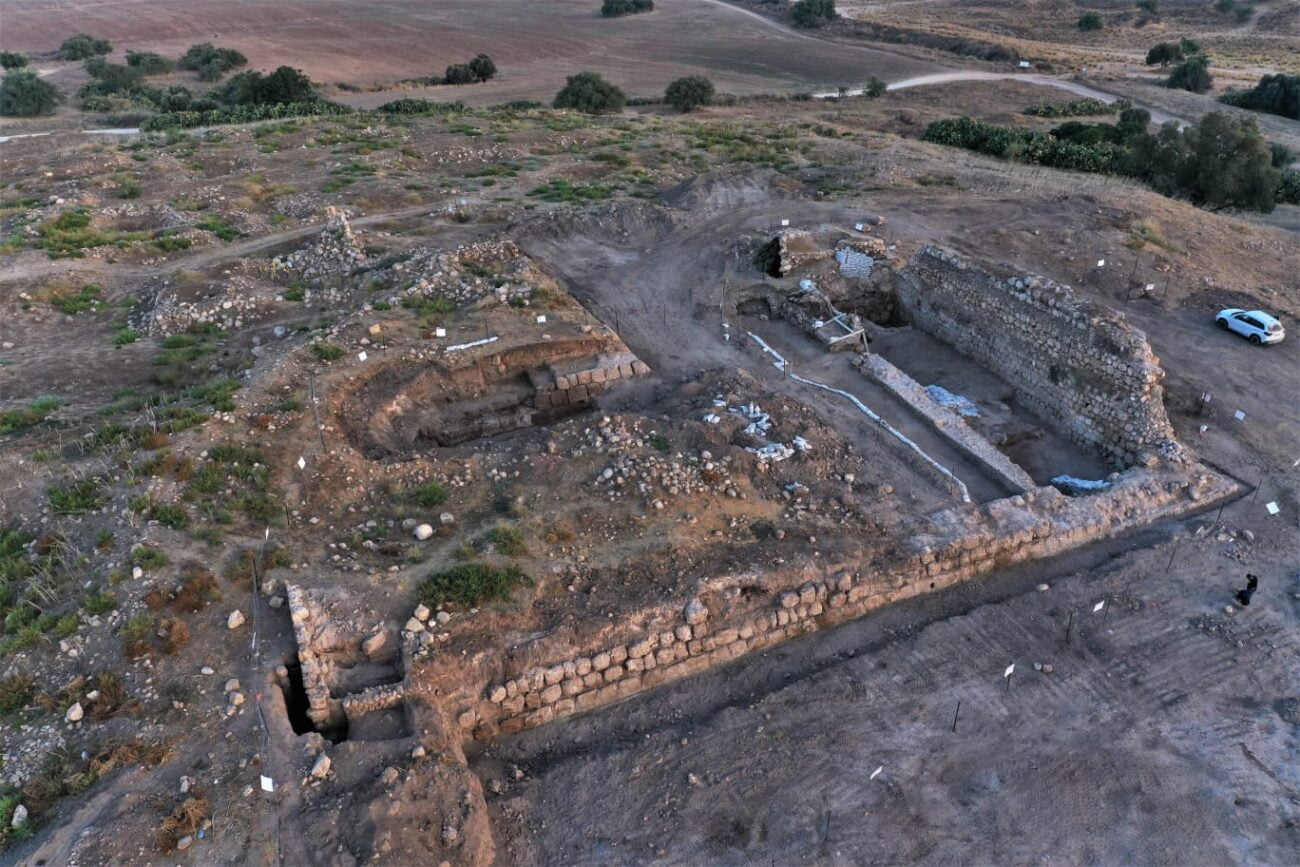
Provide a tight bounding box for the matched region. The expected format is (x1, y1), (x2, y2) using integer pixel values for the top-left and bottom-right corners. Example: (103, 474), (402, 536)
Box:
(1235, 573), (1259, 607)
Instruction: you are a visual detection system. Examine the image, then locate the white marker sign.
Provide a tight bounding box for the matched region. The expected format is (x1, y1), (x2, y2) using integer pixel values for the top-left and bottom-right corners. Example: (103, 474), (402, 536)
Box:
(1093, 600), (1105, 613)
(870, 766), (883, 780)
(536, 315), (547, 324)
(1234, 410), (1247, 421)
(1004, 663), (1015, 679)
(357, 351), (367, 361)
(780, 219), (790, 227)
(260, 775), (275, 793)
(296, 456), (306, 471)
(1266, 501), (1280, 515)
(1097, 259), (1106, 268)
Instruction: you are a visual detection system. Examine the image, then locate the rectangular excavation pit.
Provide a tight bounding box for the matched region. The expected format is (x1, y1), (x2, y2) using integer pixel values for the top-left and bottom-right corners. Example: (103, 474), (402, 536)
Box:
(863, 325), (1112, 487)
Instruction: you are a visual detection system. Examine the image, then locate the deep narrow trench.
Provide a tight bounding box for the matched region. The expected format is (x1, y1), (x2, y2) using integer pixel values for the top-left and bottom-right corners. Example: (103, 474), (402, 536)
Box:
(281, 653), (349, 743)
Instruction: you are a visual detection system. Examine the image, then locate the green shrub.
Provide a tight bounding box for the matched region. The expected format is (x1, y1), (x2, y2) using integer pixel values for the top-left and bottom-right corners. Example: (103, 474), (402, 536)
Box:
(1220, 73), (1300, 120)
(178, 43), (247, 76)
(411, 480), (448, 508)
(50, 284), (103, 314)
(601, 0), (654, 16)
(1077, 11), (1103, 30)
(863, 76), (887, 98)
(376, 98), (467, 116)
(1145, 42), (1184, 67)
(59, 33), (112, 61)
(665, 75), (714, 112)
(215, 66), (318, 106)
(140, 99), (347, 131)
(443, 63), (477, 85)
(311, 342), (344, 362)
(125, 51), (174, 75)
(1023, 98), (1121, 118)
(0, 674), (35, 715)
(468, 53), (497, 82)
(131, 544), (167, 571)
(0, 70), (61, 116)
(553, 71), (625, 115)
(1167, 55), (1212, 93)
(416, 562), (528, 609)
(487, 525), (526, 556)
(48, 479), (106, 515)
(82, 589), (116, 615)
(924, 110), (1285, 212)
(791, 0), (837, 28)
(0, 52), (28, 70)
(0, 396), (62, 434)
(195, 214), (240, 240)
(528, 178), (616, 202)
(119, 614), (153, 643)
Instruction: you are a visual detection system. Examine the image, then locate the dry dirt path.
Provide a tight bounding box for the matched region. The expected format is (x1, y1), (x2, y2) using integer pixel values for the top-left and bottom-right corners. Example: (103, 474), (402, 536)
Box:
(815, 71), (1192, 127)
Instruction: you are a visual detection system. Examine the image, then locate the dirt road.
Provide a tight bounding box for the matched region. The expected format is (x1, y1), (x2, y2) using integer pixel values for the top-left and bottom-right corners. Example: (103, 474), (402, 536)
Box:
(815, 71), (1192, 127)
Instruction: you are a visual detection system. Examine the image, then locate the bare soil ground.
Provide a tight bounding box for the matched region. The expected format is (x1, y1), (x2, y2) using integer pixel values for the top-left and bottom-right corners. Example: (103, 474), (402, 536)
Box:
(0, 63), (1297, 867)
(474, 514), (1299, 865)
(0, 0), (943, 106)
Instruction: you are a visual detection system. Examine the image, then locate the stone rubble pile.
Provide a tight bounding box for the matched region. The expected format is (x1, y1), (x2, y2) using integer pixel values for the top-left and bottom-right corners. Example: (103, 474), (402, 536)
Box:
(582, 417), (739, 507)
(370, 240), (552, 308)
(273, 207), (369, 280)
(146, 274), (272, 335)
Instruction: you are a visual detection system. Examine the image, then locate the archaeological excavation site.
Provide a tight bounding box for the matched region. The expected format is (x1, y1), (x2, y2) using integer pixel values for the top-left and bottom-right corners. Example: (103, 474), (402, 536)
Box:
(3, 116), (1295, 864)
(180, 189), (1246, 863)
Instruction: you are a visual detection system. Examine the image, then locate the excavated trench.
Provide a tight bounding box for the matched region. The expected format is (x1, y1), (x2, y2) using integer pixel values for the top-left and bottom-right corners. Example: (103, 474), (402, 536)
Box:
(337, 336), (647, 458)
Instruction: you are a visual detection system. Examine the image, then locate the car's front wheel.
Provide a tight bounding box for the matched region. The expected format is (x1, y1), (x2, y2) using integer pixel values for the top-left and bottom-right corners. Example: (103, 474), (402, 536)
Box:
(1217, 318), (1229, 330)
(1250, 334), (1262, 345)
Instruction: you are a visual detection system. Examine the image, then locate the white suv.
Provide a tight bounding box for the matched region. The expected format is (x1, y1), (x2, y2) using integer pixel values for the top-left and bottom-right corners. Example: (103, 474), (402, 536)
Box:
(1216, 308), (1285, 345)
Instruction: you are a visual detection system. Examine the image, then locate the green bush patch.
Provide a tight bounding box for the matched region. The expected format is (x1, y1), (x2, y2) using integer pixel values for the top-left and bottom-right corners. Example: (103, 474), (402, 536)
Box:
(416, 562), (528, 609)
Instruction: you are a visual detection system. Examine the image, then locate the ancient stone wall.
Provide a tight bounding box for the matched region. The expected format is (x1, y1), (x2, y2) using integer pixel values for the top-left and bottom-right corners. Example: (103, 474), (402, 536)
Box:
(533, 352), (651, 410)
(286, 584), (344, 730)
(896, 247), (1182, 468)
(413, 464), (1233, 740)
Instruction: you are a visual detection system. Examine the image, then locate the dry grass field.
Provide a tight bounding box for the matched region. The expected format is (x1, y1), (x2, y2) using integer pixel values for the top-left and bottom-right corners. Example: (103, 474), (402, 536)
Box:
(839, 0), (1300, 74)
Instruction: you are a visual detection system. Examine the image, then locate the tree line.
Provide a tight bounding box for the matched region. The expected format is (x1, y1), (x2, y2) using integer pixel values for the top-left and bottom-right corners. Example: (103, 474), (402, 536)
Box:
(923, 109), (1298, 213)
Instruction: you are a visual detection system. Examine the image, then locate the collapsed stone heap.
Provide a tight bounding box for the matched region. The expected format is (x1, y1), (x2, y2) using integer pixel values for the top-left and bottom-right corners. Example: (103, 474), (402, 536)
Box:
(370, 239), (551, 308)
(579, 417), (740, 508)
(273, 207), (368, 280)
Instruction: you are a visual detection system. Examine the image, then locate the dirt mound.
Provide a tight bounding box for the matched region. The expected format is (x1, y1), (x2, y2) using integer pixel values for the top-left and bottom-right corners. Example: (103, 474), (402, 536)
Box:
(515, 200), (676, 248)
(660, 168), (792, 218)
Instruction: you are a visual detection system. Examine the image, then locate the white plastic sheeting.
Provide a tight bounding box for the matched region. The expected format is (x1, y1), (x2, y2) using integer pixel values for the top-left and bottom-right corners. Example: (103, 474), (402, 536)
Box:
(925, 384), (980, 418)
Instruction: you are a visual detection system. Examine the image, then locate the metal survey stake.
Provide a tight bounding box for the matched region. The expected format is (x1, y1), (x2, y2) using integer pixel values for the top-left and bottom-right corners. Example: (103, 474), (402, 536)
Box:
(951, 700), (961, 733)
(1063, 610), (1074, 645)
(1164, 536), (1181, 573)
